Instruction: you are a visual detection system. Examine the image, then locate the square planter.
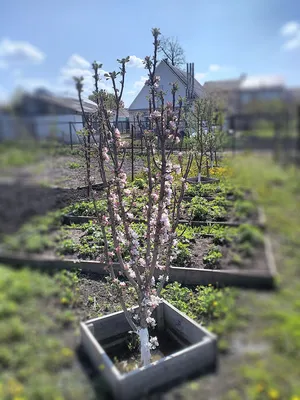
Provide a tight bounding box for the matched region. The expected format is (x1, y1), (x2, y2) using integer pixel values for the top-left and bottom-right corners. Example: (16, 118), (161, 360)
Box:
(80, 299), (217, 400)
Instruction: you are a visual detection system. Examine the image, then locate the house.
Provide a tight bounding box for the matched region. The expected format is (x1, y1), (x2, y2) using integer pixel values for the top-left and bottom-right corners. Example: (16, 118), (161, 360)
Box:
(128, 59), (206, 120)
(203, 74), (247, 114)
(110, 108), (130, 133)
(0, 89), (97, 143)
(203, 74), (290, 130)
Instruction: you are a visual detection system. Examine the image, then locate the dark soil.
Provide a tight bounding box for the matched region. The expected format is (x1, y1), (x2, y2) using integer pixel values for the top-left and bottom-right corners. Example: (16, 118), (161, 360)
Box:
(0, 183), (88, 237)
(187, 236), (268, 272)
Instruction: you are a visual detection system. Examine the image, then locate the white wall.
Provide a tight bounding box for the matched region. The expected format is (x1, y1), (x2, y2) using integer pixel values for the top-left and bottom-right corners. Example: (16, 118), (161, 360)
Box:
(129, 61), (187, 112)
(0, 113), (83, 143)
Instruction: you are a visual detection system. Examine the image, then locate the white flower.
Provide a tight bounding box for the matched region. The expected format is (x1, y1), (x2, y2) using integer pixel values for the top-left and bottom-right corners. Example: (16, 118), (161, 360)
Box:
(149, 336), (159, 349)
(146, 316), (156, 327)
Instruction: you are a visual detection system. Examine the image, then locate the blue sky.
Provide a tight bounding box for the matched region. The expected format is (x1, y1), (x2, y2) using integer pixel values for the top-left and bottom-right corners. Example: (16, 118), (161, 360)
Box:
(0, 0), (300, 106)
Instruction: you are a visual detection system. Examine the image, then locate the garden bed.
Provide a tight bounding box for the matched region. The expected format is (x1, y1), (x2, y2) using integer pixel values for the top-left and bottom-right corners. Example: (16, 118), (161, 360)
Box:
(187, 176), (220, 184)
(0, 222), (277, 289)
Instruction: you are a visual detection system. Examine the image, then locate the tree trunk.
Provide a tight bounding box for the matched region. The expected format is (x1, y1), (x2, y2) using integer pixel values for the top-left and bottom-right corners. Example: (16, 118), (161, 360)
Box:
(139, 327), (151, 366)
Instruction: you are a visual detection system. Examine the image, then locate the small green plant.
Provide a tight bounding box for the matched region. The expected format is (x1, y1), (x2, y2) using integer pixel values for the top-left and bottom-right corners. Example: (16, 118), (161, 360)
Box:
(191, 197), (227, 221)
(234, 199), (256, 219)
(133, 178), (146, 189)
(57, 238), (78, 255)
(203, 246), (222, 268)
(67, 162), (81, 169)
(236, 224), (264, 246)
(161, 283), (239, 341)
(231, 252), (243, 266)
(173, 241), (191, 267)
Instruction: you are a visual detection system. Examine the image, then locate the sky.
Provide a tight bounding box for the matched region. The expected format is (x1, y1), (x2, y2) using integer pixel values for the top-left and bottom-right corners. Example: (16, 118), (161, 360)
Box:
(0, 0), (300, 107)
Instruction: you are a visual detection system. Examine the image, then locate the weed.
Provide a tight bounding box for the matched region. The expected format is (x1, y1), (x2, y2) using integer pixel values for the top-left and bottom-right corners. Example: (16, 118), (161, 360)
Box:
(67, 161), (81, 169)
(57, 238), (78, 255)
(203, 246), (223, 268)
(161, 282), (239, 340)
(191, 197), (227, 221)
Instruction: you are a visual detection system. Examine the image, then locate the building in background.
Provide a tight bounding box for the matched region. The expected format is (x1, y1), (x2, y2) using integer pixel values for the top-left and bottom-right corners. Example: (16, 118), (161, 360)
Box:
(128, 59), (205, 121)
(0, 89), (97, 143)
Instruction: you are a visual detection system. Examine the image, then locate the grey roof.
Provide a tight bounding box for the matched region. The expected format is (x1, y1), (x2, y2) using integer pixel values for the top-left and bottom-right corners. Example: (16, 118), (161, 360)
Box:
(35, 93), (97, 114)
(203, 78), (242, 92)
(164, 60), (205, 98)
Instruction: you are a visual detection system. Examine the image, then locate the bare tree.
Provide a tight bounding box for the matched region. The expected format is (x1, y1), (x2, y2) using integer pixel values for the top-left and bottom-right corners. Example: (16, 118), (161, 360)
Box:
(159, 36), (185, 67)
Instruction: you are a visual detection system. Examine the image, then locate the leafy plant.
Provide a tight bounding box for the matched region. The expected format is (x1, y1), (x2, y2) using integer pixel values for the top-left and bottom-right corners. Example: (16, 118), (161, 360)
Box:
(191, 196), (227, 221)
(234, 199), (256, 219)
(67, 162), (81, 169)
(203, 246), (222, 268)
(56, 238), (78, 255)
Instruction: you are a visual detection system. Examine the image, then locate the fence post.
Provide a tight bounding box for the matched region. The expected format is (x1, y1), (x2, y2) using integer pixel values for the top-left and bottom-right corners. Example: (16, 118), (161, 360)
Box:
(131, 124), (134, 181)
(69, 122), (73, 150)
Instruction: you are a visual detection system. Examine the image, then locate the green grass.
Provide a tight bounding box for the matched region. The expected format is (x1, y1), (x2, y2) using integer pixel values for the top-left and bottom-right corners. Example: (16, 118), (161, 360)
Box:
(218, 154), (300, 400)
(0, 145), (40, 169)
(0, 266), (100, 400)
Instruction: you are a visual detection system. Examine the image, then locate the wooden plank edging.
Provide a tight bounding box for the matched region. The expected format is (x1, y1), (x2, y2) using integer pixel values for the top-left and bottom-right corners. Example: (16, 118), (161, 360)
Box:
(0, 234), (277, 289)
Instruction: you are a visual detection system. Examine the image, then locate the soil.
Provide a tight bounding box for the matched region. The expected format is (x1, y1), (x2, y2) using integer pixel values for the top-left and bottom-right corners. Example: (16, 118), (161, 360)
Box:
(103, 329), (182, 374)
(187, 235), (268, 272)
(0, 152), (145, 238)
(0, 183), (88, 237)
(181, 201), (259, 225)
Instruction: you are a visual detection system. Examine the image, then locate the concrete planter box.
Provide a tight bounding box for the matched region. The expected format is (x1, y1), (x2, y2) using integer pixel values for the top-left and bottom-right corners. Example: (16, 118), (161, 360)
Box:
(0, 233), (276, 289)
(179, 206), (266, 229)
(187, 176), (220, 185)
(168, 235), (277, 289)
(80, 300), (217, 400)
(62, 207), (266, 229)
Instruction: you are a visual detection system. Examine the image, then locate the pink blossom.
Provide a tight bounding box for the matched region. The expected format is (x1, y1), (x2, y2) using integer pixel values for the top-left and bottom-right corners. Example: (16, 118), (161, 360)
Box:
(139, 258), (146, 267)
(115, 128), (121, 139)
(152, 193), (159, 202)
(169, 121), (176, 130)
(119, 282), (126, 287)
(175, 136), (180, 144)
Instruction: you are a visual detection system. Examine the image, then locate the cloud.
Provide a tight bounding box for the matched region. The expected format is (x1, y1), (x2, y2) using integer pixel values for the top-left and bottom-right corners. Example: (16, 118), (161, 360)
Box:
(0, 38), (45, 67)
(14, 77), (52, 91)
(280, 21), (300, 36)
(58, 54), (111, 96)
(280, 21), (300, 50)
(128, 56), (144, 68)
(66, 53), (91, 69)
(209, 64), (221, 72)
(195, 64), (225, 83)
(126, 90), (137, 95)
(133, 75), (147, 90)
(195, 72), (207, 82)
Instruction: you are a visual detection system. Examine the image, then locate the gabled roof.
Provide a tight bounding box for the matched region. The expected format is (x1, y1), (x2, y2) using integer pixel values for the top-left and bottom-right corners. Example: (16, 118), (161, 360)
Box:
(163, 60), (205, 98)
(34, 93), (97, 113)
(203, 78), (242, 93)
(240, 75), (284, 90)
(129, 60), (205, 110)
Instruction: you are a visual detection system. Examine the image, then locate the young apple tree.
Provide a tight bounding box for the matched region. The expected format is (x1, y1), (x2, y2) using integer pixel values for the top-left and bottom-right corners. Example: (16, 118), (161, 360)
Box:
(75, 27), (193, 367)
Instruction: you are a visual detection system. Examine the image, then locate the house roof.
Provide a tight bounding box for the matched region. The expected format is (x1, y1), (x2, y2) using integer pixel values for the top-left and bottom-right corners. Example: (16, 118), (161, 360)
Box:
(163, 60), (205, 98)
(34, 93), (97, 114)
(240, 75), (284, 90)
(203, 78), (242, 93)
(203, 74), (285, 93)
